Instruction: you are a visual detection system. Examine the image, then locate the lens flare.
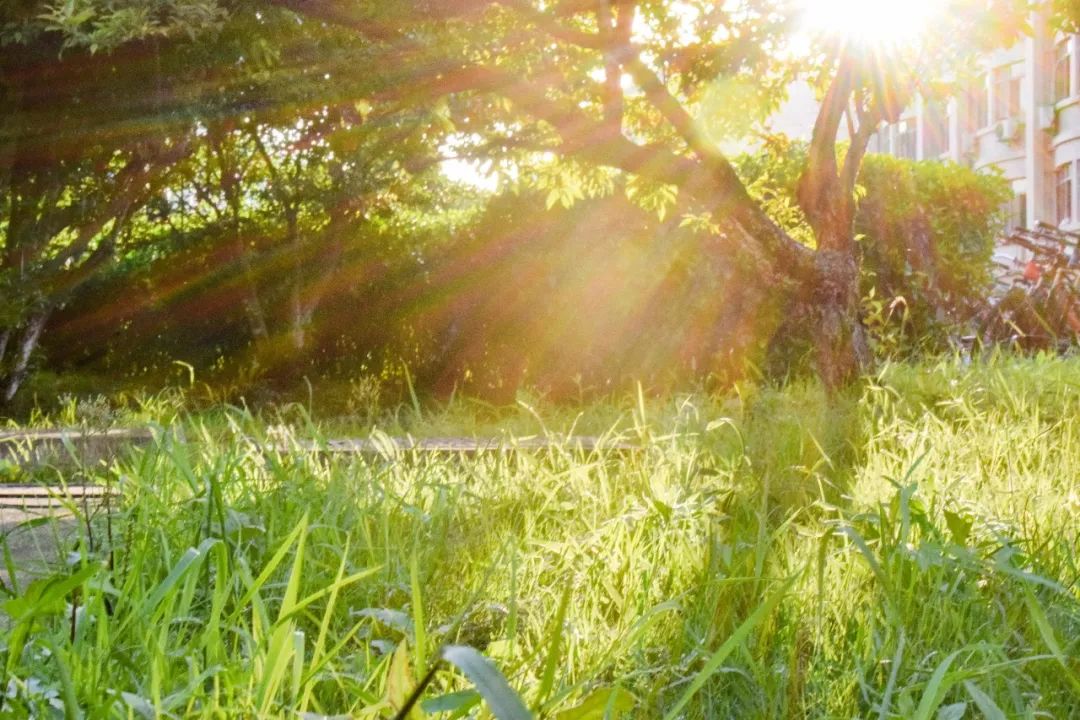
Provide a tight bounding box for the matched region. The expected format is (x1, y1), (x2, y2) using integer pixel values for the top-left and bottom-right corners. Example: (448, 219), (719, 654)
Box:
(799, 0), (941, 47)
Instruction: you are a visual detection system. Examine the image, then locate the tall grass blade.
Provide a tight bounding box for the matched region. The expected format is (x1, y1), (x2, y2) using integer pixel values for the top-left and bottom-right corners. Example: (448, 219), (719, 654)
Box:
(536, 583), (573, 706)
(410, 552), (427, 678)
(255, 513), (308, 714)
(1020, 586), (1080, 694)
(911, 649), (962, 720)
(126, 539), (217, 630)
(442, 645), (532, 720)
(387, 640), (417, 717)
(963, 681), (1006, 720)
(41, 638), (79, 720)
(225, 518), (308, 626)
(661, 573), (798, 720)
(877, 631), (905, 720)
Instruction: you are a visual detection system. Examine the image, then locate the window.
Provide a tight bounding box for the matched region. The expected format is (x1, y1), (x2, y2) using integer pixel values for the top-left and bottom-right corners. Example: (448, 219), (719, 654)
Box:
(1057, 163), (1073, 226)
(1006, 192), (1027, 233)
(895, 119), (916, 159)
(923, 101), (949, 157)
(992, 65), (1021, 121)
(1056, 39), (1072, 102)
(968, 76), (988, 131)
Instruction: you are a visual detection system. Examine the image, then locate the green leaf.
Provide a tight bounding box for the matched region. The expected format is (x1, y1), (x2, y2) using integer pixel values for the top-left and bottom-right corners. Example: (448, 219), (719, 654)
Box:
(422, 689), (481, 714)
(4, 562), (99, 620)
(69, 8), (95, 25)
(936, 701), (967, 720)
(943, 510), (972, 546)
(4, 562), (100, 674)
(963, 682), (1006, 720)
(441, 645), (532, 720)
(386, 640), (420, 718)
(353, 607), (414, 635)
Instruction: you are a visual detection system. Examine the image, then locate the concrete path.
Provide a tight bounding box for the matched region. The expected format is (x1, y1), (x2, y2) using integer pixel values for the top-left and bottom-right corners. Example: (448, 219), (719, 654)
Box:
(0, 506), (80, 592)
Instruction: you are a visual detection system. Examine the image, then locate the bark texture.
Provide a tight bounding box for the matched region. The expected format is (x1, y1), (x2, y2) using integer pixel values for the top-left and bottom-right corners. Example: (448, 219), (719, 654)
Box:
(1, 309), (50, 403)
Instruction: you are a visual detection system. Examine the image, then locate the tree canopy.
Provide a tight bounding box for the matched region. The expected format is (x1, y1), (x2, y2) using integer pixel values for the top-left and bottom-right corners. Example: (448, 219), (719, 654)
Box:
(254, 0), (1029, 387)
(0, 0), (1068, 404)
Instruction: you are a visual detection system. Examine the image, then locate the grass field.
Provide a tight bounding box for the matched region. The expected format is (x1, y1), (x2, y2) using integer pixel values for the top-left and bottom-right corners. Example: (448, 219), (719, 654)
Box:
(2, 356), (1079, 718)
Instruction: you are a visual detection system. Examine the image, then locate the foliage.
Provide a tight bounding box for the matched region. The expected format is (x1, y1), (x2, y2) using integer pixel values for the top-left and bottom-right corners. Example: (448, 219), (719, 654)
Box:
(1052, 0), (1080, 32)
(39, 189), (779, 404)
(0, 1), (463, 403)
(251, 0), (1040, 392)
(856, 154), (1012, 355)
(734, 135), (818, 246)
(0, 0), (225, 50)
(29, 148), (1011, 404)
(2, 356), (1080, 716)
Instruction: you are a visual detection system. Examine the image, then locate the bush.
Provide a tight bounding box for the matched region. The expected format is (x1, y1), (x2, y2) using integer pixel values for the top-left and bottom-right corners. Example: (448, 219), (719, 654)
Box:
(856, 154), (1012, 355)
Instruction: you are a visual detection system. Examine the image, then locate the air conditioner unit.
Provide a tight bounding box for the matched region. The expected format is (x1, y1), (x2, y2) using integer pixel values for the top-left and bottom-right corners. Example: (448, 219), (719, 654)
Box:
(996, 118), (1023, 142)
(1037, 105), (1058, 132)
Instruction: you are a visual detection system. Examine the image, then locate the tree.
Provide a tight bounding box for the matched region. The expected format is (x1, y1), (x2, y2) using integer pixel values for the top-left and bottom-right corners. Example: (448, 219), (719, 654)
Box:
(0, 41), (196, 401)
(262, 0), (1036, 391)
(0, 1), (452, 403)
(0, 1), (233, 402)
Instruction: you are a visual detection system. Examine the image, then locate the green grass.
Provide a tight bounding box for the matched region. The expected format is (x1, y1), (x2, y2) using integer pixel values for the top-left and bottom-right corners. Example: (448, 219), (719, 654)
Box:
(1, 355), (1079, 717)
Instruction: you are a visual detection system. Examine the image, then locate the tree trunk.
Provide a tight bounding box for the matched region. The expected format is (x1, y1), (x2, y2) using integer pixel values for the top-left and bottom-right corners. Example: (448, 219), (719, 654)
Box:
(228, 208), (269, 347)
(1, 309), (50, 404)
(290, 207), (347, 354)
(285, 205), (307, 352)
(240, 252), (269, 346)
(212, 128), (269, 351)
(809, 248), (869, 392)
(700, 223), (792, 384)
(0, 328), (9, 367)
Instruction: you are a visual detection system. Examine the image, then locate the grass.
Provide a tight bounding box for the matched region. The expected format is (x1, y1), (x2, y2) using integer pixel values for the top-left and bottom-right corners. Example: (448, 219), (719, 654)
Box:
(1, 354), (1079, 717)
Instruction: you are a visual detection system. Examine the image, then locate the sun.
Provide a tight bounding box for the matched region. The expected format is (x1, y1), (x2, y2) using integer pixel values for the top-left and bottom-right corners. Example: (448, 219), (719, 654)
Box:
(799, 0), (942, 47)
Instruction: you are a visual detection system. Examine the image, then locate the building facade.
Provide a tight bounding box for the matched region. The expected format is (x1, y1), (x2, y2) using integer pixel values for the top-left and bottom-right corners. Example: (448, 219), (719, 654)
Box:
(868, 8), (1080, 244)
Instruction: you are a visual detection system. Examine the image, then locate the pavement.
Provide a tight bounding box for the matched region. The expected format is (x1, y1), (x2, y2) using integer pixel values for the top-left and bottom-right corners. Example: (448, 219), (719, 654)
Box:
(0, 505), (81, 592)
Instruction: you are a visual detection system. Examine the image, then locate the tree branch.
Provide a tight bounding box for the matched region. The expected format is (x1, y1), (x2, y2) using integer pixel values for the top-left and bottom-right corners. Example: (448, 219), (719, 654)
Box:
(269, 0), (812, 276)
(45, 138), (191, 280)
(597, 1), (623, 131)
(841, 90), (882, 194)
(270, 0), (405, 42)
(620, 55), (812, 272)
(797, 51), (856, 226)
(502, 0), (606, 49)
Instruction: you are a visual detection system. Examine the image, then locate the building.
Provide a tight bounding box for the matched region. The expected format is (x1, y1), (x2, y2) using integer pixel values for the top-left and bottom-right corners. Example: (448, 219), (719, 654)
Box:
(868, 9), (1079, 247)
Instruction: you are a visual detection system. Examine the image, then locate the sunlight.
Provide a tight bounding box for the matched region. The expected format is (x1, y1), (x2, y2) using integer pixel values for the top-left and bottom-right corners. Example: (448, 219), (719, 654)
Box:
(799, 0), (941, 47)
(442, 157), (499, 191)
